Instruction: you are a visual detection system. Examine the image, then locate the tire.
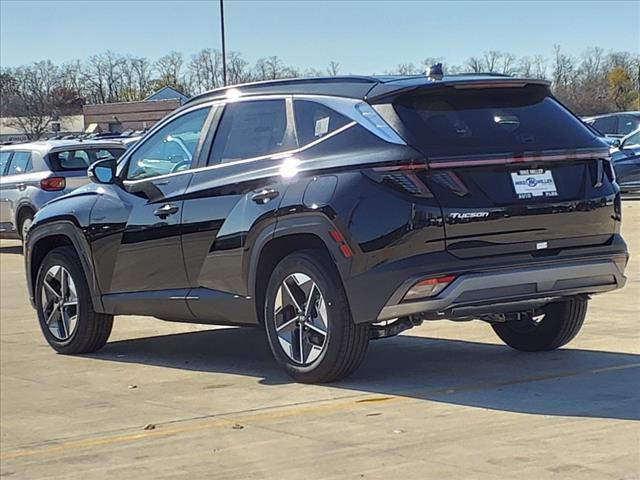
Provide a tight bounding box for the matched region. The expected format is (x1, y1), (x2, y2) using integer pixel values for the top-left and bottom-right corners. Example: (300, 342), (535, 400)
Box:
(35, 246), (113, 354)
(492, 296), (588, 352)
(18, 212), (34, 241)
(264, 249), (369, 383)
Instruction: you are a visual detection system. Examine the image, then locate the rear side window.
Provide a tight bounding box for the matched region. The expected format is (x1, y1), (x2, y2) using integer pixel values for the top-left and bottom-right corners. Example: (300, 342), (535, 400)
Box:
(49, 148), (125, 171)
(0, 151), (11, 175)
(210, 100), (293, 164)
(394, 85), (603, 158)
(294, 100), (350, 146)
(6, 151), (32, 175)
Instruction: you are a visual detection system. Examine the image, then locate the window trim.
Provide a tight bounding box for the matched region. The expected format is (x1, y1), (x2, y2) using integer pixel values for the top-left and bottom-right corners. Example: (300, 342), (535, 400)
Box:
(120, 103), (217, 184)
(112, 94), (375, 185)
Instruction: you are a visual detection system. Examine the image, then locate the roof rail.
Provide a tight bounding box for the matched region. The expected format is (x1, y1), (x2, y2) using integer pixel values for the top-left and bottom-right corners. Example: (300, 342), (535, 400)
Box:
(185, 76), (380, 105)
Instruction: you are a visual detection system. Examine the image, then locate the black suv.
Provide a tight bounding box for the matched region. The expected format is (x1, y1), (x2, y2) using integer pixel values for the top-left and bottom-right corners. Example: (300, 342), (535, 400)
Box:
(24, 75), (628, 383)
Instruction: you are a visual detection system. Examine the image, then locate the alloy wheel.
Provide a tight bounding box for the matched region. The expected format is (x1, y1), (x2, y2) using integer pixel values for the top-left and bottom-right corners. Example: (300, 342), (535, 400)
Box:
(40, 265), (79, 341)
(274, 273), (328, 365)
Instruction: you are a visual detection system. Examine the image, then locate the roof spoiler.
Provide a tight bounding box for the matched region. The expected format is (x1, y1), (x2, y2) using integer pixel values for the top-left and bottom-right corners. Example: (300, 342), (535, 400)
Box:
(366, 78), (552, 103)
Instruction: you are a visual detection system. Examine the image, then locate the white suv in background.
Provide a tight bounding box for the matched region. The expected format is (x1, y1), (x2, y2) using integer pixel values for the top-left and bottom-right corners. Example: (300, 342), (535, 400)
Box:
(0, 140), (126, 240)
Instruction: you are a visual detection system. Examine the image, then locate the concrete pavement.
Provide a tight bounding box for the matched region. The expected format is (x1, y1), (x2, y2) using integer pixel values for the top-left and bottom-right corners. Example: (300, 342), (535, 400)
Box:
(1, 203), (638, 479)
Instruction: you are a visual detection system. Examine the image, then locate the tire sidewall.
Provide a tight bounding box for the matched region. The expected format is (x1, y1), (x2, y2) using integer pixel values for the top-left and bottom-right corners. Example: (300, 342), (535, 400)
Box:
(35, 248), (90, 351)
(264, 252), (347, 377)
(20, 217), (33, 241)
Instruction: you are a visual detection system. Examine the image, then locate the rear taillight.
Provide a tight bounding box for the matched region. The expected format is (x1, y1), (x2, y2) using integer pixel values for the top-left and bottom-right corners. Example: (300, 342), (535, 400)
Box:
(364, 162), (432, 197)
(403, 275), (456, 301)
(40, 177), (66, 191)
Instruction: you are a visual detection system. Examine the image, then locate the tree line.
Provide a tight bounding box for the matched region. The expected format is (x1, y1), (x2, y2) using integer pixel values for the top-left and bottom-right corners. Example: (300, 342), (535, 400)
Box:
(1, 46), (638, 139)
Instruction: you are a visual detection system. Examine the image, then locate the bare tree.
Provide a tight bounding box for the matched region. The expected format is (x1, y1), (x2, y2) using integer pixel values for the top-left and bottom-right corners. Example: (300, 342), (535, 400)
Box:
(2, 64), (58, 139)
(227, 51), (253, 85)
(155, 51), (185, 90)
(254, 56), (298, 80)
(500, 53), (517, 75)
(188, 48), (223, 93)
(483, 51), (501, 72)
(465, 56), (483, 73)
(327, 61), (340, 76)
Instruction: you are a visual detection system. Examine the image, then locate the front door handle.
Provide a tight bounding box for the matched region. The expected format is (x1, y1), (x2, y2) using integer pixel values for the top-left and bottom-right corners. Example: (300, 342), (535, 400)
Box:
(251, 188), (279, 204)
(154, 204), (179, 219)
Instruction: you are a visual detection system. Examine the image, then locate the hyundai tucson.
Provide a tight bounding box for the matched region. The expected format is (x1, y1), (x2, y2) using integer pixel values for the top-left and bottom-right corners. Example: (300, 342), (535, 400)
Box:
(24, 74), (628, 383)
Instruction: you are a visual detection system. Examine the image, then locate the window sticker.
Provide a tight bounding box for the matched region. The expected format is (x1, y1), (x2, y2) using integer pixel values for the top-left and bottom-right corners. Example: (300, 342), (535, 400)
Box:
(314, 116), (330, 137)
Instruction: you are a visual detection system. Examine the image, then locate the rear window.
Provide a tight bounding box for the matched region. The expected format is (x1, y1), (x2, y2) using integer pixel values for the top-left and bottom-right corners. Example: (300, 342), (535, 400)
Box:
(49, 148), (125, 171)
(393, 85), (602, 158)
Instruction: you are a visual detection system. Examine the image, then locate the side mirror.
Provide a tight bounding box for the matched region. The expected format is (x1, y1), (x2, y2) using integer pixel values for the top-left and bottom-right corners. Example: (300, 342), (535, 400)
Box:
(611, 138), (622, 149)
(88, 158), (119, 185)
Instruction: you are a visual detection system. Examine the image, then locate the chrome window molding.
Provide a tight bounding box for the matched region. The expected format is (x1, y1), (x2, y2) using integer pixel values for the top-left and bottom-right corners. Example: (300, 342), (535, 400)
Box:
(123, 121), (357, 185)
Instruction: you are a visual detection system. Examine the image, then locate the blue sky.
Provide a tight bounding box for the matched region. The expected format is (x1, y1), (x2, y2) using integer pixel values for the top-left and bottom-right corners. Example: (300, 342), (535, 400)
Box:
(1, 0), (638, 73)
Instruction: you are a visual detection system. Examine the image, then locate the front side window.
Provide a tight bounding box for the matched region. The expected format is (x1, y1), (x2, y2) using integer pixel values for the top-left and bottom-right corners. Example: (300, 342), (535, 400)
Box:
(210, 100), (292, 164)
(6, 151), (32, 175)
(294, 100), (350, 146)
(50, 148), (125, 171)
(618, 115), (639, 136)
(126, 107), (211, 180)
(0, 151), (12, 175)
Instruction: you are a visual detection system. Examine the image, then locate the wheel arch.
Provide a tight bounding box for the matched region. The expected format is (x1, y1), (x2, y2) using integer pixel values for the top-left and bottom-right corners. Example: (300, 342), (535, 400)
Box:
(250, 214), (353, 324)
(14, 202), (37, 238)
(26, 221), (103, 311)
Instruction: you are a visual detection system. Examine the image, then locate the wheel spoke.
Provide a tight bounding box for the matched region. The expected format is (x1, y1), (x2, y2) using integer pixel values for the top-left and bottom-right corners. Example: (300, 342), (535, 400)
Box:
(305, 322), (326, 337)
(298, 323), (305, 363)
(304, 282), (318, 316)
(60, 268), (67, 302)
(46, 303), (59, 325)
(282, 278), (304, 312)
(276, 317), (298, 333)
(43, 277), (60, 301)
(58, 308), (69, 338)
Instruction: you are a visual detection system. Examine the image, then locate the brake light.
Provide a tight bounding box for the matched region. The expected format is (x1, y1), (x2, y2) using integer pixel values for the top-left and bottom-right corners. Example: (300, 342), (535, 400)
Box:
(403, 275), (456, 301)
(40, 177), (66, 191)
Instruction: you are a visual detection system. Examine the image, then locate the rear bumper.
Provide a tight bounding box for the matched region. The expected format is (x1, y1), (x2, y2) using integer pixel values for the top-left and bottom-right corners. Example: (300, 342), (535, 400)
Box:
(377, 256), (627, 321)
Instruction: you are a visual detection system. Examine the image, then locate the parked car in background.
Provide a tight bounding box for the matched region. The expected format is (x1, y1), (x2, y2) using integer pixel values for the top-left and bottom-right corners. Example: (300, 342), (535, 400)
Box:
(583, 111), (640, 138)
(24, 75), (627, 383)
(610, 128), (640, 194)
(0, 140), (126, 240)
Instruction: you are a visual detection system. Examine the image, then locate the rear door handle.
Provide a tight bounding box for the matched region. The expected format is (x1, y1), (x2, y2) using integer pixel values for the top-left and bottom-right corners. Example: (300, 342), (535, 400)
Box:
(154, 204), (179, 219)
(251, 189), (279, 204)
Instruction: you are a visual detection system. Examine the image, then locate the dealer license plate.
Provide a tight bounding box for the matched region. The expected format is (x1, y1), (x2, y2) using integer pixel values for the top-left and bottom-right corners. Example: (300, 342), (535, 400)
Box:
(510, 169), (558, 199)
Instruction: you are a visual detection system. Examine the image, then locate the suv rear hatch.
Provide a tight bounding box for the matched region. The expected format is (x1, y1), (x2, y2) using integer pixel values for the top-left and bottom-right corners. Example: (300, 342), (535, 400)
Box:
(381, 81), (619, 259)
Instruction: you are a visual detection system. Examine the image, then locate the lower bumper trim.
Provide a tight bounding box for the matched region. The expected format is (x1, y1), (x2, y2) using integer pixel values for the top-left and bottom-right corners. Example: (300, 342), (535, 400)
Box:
(377, 258), (626, 321)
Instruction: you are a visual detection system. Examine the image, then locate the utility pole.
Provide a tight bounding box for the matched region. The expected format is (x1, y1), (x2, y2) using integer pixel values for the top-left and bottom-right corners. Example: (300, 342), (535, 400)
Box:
(220, 0), (227, 86)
